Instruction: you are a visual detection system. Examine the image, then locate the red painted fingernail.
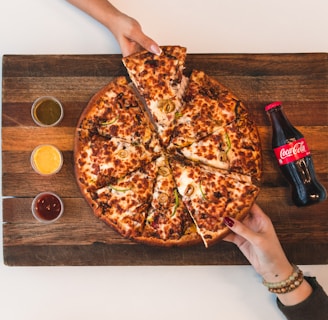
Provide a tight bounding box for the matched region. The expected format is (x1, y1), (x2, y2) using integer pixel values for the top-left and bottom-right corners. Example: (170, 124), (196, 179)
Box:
(224, 217), (234, 227)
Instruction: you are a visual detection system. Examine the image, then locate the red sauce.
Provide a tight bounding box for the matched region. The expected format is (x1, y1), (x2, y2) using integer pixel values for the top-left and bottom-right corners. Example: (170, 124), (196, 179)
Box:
(35, 193), (62, 221)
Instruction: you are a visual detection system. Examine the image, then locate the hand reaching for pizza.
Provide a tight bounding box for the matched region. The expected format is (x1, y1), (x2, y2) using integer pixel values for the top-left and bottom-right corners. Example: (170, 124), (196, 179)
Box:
(224, 204), (313, 306)
(67, 0), (161, 56)
(224, 204), (292, 280)
(107, 10), (161, 57)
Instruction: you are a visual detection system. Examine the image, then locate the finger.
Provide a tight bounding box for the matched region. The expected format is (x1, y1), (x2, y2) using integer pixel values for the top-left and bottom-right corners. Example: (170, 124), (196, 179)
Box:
(138, 37), (161, 55)
(130, 29), (161, 55)
(121, 36), (161, 57)
(148, 42), (162, 55)
(224, 216), (259, 245)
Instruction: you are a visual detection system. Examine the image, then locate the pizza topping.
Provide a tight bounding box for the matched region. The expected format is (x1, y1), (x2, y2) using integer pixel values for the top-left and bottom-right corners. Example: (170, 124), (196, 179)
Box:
(172, 189), (180, 217)
(108, 184), (132, 193)
(218, 151), (228, 162)
(158, 165), (170, 177)
(158, 99), (176, 113)
(199, 181), (208, 201)
(101, 115), (119, 126)
(117, 149), (128, 158)
(184, 184), (195, 197)
(158, 192), (169, 204)
(225, 132), (231, 152)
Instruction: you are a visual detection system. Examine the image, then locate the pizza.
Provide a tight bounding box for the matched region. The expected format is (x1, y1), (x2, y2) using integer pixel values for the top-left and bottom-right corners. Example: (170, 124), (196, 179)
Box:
(122, 46), (188, 147)
(75, 77), (161, 189)
(138, 155), (200, 246)
(74, 46), (262, 248)
(169, 155), (259, 247)
(169, 69), (249, 149)
(178, 117), (262, 181)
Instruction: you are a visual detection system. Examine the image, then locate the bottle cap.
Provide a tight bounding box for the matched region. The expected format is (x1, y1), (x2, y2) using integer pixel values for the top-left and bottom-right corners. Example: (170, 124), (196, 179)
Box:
(265, 101), (282, 112)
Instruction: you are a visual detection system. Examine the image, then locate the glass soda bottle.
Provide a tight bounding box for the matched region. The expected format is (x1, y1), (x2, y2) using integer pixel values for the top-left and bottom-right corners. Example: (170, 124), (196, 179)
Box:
(265, 101), (326, 206)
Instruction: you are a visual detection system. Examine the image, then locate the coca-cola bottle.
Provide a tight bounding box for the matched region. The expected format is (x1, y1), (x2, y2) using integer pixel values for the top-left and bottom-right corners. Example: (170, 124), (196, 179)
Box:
(265, 101), (326, 206)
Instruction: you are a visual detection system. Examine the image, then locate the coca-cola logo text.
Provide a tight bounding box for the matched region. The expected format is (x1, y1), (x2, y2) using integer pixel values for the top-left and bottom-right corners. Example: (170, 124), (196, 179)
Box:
(279, 141), (307, 159)
(274, 138), (310, 166)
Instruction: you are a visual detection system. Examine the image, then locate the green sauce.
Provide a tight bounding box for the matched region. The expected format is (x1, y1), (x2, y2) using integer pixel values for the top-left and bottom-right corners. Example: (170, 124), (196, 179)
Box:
(34, 99), (62, 125)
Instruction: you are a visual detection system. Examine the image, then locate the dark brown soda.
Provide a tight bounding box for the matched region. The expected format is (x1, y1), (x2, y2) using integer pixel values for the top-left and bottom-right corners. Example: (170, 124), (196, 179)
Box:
(265, 102), (326, 206)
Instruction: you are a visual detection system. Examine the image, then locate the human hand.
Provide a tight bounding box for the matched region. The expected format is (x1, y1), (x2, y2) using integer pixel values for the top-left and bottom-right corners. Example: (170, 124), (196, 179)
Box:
(109, 11), (161, 57)
(224, 203), (293, 282)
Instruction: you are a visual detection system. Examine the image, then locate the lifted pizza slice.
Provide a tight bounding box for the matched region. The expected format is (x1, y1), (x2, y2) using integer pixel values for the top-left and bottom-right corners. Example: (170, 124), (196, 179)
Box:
(122, 46), (188, 146)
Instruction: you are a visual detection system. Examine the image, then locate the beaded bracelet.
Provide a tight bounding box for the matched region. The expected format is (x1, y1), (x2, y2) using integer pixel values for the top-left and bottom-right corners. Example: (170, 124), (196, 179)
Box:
(262, 264), (304, 294)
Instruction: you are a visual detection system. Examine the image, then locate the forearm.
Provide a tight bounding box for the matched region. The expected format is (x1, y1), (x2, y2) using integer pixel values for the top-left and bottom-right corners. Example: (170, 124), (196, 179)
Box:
(276, 276), (313, 306)
(277, 276), (328, 320)
(67, 0), (121, 31)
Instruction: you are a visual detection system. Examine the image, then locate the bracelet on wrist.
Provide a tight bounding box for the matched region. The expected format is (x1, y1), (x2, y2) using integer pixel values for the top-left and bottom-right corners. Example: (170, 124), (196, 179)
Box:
(262, 264), (304, 294)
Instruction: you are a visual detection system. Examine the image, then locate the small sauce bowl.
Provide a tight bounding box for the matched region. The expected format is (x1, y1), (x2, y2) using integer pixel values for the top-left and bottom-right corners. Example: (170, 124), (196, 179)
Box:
(31, 96), (64, 127)
(30, 144), (63, 176)
(31, 192), (64, 223)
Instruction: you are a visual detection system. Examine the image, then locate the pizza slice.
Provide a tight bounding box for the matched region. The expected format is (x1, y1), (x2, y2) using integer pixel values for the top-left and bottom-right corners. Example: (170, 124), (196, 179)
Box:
(122, 46), (188, 146)
(169, 69), (249, 149)
(178, 118), (262, 181)
(77, 76), (159, 146)
(169, 156), (259, 247)
(90, 161), (158, 239)
(140, 156), (200, 246)
(74, 134), (162, 192)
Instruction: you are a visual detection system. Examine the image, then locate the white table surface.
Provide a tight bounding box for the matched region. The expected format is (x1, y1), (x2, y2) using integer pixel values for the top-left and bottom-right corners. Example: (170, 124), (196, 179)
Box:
(1, 1), (327, 319)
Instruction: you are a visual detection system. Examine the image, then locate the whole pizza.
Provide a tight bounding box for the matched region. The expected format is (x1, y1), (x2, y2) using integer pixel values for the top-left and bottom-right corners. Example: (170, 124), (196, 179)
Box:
(74, 46), (262, 248)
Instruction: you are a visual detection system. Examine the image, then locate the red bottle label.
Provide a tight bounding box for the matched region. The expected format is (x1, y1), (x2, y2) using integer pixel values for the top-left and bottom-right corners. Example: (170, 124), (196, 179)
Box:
(274, 138), (310, 165)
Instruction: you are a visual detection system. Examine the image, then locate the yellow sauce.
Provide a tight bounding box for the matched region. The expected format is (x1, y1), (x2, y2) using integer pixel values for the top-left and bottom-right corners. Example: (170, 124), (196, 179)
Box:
(31, 145), (63, 175)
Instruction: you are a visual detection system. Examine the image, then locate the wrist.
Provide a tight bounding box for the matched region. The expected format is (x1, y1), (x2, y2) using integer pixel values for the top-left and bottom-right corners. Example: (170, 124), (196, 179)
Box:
(263, 264), (303, 294)
(261, 261), (294, 283)
(262, 264), (313, 306)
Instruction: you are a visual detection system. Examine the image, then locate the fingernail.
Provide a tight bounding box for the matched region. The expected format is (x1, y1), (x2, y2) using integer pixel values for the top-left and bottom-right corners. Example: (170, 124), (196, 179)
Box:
(224, 216), (234, 228)
(150, 44), (162, 55)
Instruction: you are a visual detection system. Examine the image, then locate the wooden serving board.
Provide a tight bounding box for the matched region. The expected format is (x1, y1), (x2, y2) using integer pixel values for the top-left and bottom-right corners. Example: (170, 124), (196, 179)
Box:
(2, 53), (327, 266)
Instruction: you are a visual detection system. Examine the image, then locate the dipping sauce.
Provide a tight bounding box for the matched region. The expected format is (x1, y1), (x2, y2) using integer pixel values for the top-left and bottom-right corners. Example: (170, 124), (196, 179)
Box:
(31, 96), (63, 127)
(32, 192), (64, 223)
(31, 144), (63, 176)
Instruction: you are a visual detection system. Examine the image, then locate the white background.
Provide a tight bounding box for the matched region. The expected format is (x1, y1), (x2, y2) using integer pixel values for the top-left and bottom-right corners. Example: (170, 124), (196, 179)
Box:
(0, 1), (327, 319)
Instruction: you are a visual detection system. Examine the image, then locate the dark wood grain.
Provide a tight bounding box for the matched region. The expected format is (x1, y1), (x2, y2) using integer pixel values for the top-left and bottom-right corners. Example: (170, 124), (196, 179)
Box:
(2, 53), (328, 266)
